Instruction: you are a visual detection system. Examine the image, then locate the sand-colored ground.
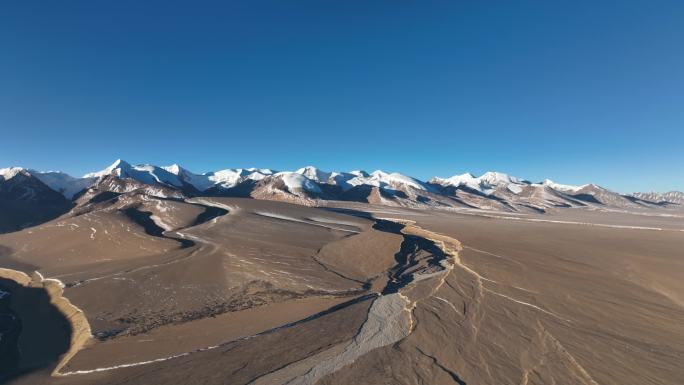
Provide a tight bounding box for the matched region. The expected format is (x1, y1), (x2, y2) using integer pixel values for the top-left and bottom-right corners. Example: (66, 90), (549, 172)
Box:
(1, 198), (402, 383)
(61, 296), (355, 372)
(317, 204), (684, 385)
(2, 198), (683, 384)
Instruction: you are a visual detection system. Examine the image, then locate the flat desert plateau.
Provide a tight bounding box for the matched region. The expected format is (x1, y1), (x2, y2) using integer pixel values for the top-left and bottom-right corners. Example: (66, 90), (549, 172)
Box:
(1, 197), (682, 385)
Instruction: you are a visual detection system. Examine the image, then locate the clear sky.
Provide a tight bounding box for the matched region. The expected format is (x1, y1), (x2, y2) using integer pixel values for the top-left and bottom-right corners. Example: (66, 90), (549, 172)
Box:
(1, 0), (682, 193)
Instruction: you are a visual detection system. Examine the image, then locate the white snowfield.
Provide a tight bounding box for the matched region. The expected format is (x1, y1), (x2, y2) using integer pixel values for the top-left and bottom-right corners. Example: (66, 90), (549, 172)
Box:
(632, 190), (684, 205)
(0, 167), (28, 180)
(348, 170), (430, 191)
(295, 166), (332, 182)
(431, 171), (544, 195)
(275, 172), (322, 193)
(430, 171), (529, 195)
(293, 167), (430, 192)
(85, 159), (183, 187)
(541, 179), (584, 193)
(32, 171), (96, 199)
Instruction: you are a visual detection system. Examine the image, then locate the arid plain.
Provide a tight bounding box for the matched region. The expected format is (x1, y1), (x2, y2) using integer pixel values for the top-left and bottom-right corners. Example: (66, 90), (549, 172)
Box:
(1, 194), (682, 385)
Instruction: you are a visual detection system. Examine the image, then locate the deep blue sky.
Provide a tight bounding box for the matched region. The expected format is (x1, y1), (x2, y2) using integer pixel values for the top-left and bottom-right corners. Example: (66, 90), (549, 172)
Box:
(1, 0), (682, 192)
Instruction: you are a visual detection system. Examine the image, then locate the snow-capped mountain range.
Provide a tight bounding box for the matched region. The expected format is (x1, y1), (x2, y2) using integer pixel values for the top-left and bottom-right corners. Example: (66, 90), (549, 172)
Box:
(1, 160), (681, 216)
(631, 191), (684, 205)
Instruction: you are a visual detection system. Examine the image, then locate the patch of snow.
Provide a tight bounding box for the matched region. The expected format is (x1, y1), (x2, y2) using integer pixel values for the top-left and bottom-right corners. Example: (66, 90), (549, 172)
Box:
(479, 171), (522, 185)
(132, 165), (183, 187)
(85, 159), (183, 187)
(631, 191), (684, 204)
(0, 167), (27, 181)
(163, 164), (214, 191)
(32, 171), (96, 199)
(295, 166), (332, 182)
(507, 184), (523, 194)
(210, 169), (253, 188)
(306, 216), (362, 228)
(349, 170), (369, 177)
(430, 172), (481, 191)
(276, 172), (321, 193)
(254, 211), (359, 233)
(149, 215), (172, 231)
(324, 172), (360, 191)
(347, 170), (429, 191)
(431, 171), (528, 195)
(84, 159), (129, 178)
(166, 166), (275, 191)
(246, 168), (274, 175)
(187, 198), (239, 212)
(541, 179), (584, 193)
(432, 172), (476, 186)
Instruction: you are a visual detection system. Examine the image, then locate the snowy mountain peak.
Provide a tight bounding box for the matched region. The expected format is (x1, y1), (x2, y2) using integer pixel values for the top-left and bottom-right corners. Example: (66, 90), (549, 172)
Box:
(108, 159), (133, 173)
(578, 183), (605, 192)
(541, 179), (584, 193)
(275, 172), (322, 193)
(84, 159), (132, 178)
(111, 158), (129, 168)
(30, 171), (96, 199)
(431, 173), (477, 186)
(479, 171), (522, 185)
(431, 171), (528, 195)
(349, 170), (369, 177)
(163, 163), (183, 175)
(4, 160), (677, 210)
(351, 170), (428, 191)
(246, 168), (274, 174)
(84, 160), (184, 188)
(632, 191), (684, 205)
(0, 167), (96, 199)
(0, 167), (28, 180)
(295, 166), (331, 182)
